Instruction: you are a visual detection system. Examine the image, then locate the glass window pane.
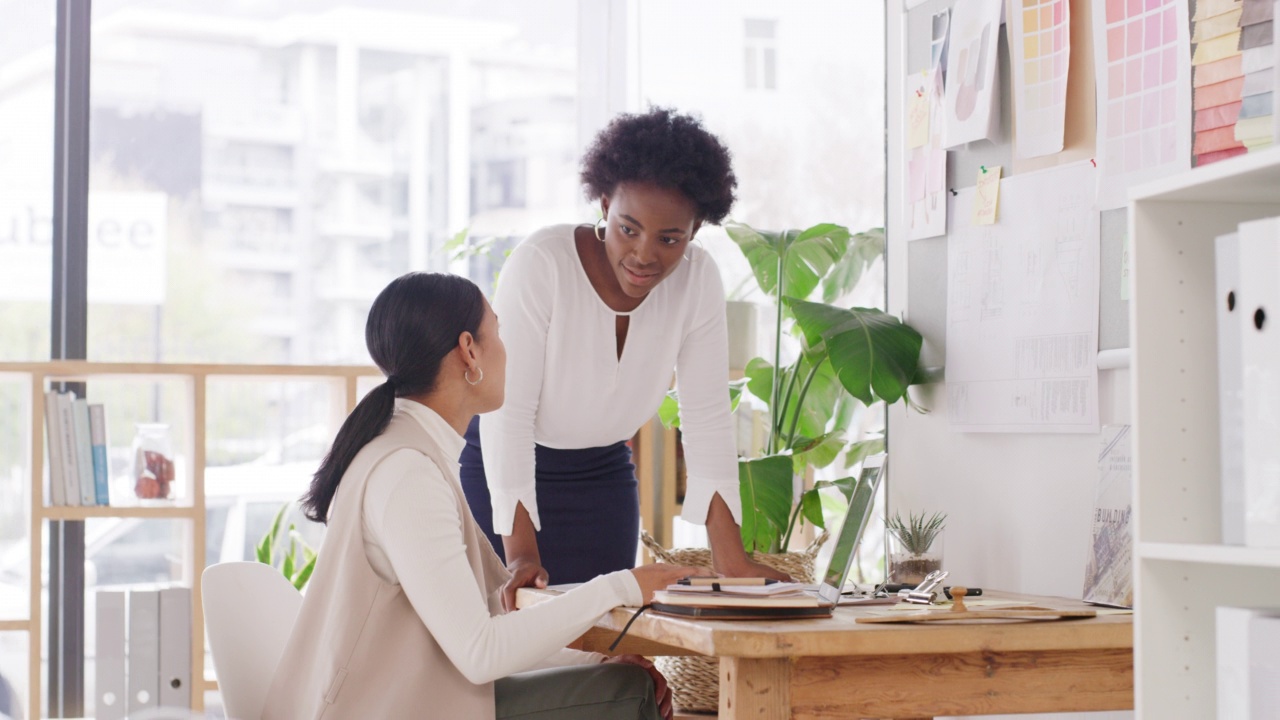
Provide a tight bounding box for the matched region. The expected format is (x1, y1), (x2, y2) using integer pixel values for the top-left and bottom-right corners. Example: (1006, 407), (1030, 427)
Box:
(0, 631), (28, 720)
(86, 1), (579, 365)
(0, 2), (56, 362)
(0, 376), (31, 621)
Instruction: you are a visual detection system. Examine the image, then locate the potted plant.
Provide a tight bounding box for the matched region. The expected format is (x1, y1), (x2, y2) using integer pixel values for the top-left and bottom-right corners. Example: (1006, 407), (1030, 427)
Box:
(662, 222), (924, 555)
(255, 503), (317, 591)
(885, 511), (946, 585)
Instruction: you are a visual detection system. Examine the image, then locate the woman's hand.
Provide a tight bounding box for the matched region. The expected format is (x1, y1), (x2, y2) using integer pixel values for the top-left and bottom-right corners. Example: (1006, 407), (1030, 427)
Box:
(705, 493), (793, 581)
(500, 557), (549, 612)
(604, 655), (673, 720)
(629, 564), (710, 604)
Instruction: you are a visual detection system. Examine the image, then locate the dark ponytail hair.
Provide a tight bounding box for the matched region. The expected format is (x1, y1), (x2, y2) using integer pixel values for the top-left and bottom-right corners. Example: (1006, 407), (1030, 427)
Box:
(302, 272), (486, 523)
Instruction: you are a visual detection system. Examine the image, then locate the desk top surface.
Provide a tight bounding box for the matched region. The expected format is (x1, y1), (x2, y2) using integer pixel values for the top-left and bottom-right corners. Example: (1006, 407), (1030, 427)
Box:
(516, 589), (1133, 658)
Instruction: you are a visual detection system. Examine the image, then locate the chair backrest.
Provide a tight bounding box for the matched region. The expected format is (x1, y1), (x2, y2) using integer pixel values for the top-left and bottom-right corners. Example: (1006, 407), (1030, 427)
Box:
(202, 562), (303, 720)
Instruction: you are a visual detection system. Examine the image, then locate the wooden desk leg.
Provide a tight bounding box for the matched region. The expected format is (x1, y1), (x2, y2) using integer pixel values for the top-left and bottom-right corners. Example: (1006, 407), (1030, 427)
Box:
(719, 657), (790, 719)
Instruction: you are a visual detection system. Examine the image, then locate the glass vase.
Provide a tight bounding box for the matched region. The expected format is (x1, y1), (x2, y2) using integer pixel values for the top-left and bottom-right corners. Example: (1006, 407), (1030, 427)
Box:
(886, 528), (944, 586)
(131, 423), (175, 502)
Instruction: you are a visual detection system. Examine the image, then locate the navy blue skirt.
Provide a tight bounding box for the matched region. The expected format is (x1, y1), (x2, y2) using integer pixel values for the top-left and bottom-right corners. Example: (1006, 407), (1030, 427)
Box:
(459, 416), (639, 585)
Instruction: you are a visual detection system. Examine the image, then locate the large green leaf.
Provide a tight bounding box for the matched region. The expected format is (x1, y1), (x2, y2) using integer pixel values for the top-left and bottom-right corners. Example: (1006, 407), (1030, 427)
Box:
(738, 455), (794, 553)
(791, 431), (846, 473)
(725, 222), (851, 302)
(800, 489), (825, 530)
(784, 299), (922, 405)
(822, 228), (885, 303)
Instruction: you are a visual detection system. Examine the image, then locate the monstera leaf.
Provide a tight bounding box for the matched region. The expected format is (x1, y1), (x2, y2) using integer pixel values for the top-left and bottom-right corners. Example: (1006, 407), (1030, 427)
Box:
(738, 455), (794, 553)
(784, 299), (923, 405)
(725, 222), (851, 302)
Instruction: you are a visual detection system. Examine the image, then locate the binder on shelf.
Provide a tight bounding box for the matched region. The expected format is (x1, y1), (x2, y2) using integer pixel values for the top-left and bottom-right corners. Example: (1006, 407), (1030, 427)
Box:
(127, 588), (160, 716)
(158, 586), (192, 709)
(1215, 232), (1246, 545)
(57, 391), (80, 507)
(89, 403), (110, 506)
(1239, 217), (1280, 547)
(44, 389), (66, 506)
(72, 398), (98, 506)
(1251, 613), (1280, 714)
(95, 590), (128, 720)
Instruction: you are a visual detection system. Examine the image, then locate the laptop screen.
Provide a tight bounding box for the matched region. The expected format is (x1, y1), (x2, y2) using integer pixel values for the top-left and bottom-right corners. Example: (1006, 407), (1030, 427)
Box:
(820, 455), (887, 592)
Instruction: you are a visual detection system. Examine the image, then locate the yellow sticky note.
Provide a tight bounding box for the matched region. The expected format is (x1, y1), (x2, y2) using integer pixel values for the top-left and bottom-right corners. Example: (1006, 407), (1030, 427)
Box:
(907, 90), (930, 149)
(973, 165), (1002, 225)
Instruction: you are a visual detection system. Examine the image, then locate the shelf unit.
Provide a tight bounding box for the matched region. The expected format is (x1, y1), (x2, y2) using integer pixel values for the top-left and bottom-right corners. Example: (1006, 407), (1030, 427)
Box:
(1130, 150), (1280, 717)
(0, 360), (383, 718)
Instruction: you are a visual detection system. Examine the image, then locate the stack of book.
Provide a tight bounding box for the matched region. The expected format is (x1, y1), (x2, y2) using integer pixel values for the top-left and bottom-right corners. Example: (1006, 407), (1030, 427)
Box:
(43, 389), (110, 506)
(95, 586), (192, 719)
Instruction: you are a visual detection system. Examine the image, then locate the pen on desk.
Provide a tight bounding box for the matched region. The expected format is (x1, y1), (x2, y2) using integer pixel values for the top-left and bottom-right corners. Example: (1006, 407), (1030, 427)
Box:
(880, 584), (983, 598)
(677, 577), (778, 586)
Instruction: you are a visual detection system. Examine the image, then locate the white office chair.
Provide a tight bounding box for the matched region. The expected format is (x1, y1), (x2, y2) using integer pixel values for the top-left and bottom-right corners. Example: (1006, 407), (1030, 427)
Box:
(202, 562), (303, 720)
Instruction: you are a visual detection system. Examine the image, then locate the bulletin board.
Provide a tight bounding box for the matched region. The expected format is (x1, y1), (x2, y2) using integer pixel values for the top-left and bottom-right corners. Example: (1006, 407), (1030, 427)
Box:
(904, 0), (1132, 371)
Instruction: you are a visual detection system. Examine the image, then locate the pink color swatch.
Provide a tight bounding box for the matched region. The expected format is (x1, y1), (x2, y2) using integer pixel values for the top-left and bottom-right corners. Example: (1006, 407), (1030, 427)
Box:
(1101, 0), (1181, 174)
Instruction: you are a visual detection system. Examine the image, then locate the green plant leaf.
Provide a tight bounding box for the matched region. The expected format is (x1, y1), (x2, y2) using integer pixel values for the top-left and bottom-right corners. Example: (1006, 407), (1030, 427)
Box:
(814, 475), (859, 502)
(843, 437), (886, 469)
(293, 554), (317, 591)
(282, 540), (295, 579)
(822, 228), (884, 303)
(725, 222), (851, 302)
(255, 534), (271, 565)
(787, 357), (842, 443)
(738, 455), (793, 553)
(742, 357), (774, 406)
(800, 489), (825, 530)
(784, 299), (922, 405)
(790, 432), (846, 473)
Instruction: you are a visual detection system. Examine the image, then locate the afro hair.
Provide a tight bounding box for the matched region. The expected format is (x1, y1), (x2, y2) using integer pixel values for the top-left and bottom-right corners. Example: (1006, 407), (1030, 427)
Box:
(579, 107), (737, 225)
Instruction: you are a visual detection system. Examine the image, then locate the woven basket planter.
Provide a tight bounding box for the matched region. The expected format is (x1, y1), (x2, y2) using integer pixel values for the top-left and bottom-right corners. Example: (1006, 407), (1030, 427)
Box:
(638, 531), (828, 713)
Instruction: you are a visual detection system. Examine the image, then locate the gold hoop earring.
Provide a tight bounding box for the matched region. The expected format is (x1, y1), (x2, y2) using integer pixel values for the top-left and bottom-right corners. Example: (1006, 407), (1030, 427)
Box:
(465, 367), (483, 386)
(594, 218), (606, 242)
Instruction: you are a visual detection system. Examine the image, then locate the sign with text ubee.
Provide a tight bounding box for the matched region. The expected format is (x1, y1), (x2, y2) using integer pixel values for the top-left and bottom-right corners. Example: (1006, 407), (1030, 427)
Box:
(0, 192), (168, 305)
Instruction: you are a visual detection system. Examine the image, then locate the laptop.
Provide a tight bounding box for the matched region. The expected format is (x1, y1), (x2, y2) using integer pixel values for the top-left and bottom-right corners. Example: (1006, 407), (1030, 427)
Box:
(810, 453), (887, 607)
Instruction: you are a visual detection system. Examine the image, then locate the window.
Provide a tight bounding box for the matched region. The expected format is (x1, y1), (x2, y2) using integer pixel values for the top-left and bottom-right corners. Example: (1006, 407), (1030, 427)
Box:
(744, 18), (778, 91)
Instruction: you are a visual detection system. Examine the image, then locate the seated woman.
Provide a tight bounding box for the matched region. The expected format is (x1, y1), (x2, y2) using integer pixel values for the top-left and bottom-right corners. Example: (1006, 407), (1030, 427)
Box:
(263, 272), (703, 720)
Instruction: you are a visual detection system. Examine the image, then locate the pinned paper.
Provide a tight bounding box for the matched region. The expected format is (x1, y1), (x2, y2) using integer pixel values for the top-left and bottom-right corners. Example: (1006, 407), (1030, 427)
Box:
(973, 165), (1001, 225)
(907, 89), (930, 148)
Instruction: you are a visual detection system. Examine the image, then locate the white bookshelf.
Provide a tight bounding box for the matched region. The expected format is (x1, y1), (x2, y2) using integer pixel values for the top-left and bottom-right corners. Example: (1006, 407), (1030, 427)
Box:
(1130, 150), (1280, 718)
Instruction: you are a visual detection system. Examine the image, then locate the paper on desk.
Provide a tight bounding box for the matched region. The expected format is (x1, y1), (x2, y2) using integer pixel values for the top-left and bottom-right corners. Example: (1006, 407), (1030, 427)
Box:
(865, 599), (1025, 616)
(946, 162), (1100, 434)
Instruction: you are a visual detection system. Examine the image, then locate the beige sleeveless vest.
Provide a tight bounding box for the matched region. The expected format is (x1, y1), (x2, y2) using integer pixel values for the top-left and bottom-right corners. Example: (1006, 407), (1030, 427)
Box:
(262, 412), (510, 720)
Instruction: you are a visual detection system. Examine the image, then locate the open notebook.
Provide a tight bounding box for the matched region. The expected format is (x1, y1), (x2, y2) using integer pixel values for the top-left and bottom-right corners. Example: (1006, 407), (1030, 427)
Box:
(649, 455), (887, 619)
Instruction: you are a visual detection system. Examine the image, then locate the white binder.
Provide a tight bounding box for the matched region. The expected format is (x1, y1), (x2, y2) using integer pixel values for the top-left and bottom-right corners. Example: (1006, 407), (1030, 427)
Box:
(95, 590), (127, 720)
(1239, 217), (1280, 547)
(1216, 232), (1246, 545)
(158, 586), (192, 709)
(127, 588), (160, 716)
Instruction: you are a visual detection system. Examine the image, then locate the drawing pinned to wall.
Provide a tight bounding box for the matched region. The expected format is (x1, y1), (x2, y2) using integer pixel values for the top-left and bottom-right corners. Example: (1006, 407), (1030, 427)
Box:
(931, 8), (951, 72)
(973, 165), (1002, 225)
(1010, 0), (1071, 158)
(907, 68), (947, 241)
(1093, 0), (1191, 209)
(946, 162), (1100, 434)
(944, 0), (1003, 148)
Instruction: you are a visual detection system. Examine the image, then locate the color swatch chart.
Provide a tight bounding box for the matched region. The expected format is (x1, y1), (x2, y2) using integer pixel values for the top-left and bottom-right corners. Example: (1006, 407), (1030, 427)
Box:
(1011, 0), (1070, 158)
(1191, 0), (1274, 166)
(1093, 0), (1190, 208)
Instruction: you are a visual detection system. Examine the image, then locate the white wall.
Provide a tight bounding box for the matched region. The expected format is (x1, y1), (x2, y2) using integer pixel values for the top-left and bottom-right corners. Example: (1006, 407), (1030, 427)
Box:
(886, 3), (1133, 719)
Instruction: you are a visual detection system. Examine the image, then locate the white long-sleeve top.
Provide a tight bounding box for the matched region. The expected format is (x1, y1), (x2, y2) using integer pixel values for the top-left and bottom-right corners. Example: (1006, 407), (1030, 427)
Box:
(479, 224), (742, 535)
(361, 399), (643, 683)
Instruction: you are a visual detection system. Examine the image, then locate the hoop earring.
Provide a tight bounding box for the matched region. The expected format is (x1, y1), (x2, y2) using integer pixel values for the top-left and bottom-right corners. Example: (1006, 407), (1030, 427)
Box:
(465, 367), (484, 386)
(594, 218), (606, 242)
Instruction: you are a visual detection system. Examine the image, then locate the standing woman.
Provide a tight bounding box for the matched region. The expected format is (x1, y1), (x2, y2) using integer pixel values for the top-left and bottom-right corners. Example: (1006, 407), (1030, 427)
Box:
(462, 107), (787, 610)
(264, 272), (700, 720)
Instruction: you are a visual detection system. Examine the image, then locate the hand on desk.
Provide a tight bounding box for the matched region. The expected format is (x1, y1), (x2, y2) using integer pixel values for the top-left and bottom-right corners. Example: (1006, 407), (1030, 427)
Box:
(501, 557), (549, 612)
(604, 654), (673, 720)
(631, 564), (709, 604)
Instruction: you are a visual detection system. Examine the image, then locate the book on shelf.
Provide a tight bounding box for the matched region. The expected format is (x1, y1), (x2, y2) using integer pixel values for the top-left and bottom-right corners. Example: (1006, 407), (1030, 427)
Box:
(72, 398), (98, 506)
(56, 391), (80, 507)
(43, 390), (66, 506)
(1082, 424), (1133, 608)
(89, 403), (110, 506)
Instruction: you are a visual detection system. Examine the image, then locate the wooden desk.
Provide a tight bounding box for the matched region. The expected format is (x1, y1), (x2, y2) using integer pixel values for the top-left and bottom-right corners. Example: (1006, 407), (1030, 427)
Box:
(517, 590), (1132, 720)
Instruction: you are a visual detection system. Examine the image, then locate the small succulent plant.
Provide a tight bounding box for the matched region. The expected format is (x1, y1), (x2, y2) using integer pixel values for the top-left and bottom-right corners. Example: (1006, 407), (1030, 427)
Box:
(885, 511), (946, 555)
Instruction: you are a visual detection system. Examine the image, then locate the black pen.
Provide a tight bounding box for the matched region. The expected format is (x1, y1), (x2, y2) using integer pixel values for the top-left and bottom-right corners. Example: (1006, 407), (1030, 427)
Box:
(677, 577), (779, 586)
(880, 584), (983, 598)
